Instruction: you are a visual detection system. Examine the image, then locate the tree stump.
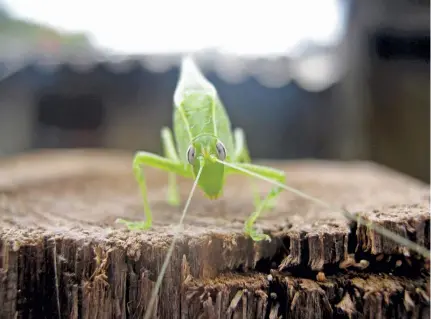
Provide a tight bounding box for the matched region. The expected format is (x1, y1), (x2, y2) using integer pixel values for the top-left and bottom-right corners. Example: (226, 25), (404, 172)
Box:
(0, 150), (429, 319)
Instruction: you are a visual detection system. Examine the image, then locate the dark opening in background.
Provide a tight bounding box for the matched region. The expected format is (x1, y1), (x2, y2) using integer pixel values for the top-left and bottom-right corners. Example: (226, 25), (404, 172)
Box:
(373, 30), (430, 62)
(34, 93), (105, 148)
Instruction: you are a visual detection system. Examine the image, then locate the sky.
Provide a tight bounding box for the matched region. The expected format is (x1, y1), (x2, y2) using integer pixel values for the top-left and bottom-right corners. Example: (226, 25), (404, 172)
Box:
(3, 0), (346, 55)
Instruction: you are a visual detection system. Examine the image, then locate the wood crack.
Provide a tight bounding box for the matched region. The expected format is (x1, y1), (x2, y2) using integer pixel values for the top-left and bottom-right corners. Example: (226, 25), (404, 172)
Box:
(0, 150), (429, 318)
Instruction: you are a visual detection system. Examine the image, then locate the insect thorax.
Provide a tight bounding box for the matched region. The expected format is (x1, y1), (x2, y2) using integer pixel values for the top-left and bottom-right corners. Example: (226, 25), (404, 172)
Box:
(173, 91), (234, 164)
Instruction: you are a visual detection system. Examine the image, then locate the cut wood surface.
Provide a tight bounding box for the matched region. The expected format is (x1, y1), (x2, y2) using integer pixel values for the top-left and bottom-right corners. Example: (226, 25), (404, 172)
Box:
(0, 149), (429, 319)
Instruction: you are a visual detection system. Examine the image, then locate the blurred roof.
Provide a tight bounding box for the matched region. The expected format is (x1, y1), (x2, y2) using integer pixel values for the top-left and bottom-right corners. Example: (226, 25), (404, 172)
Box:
(0, 0), (349, 92)
(0, 45), (346, 92)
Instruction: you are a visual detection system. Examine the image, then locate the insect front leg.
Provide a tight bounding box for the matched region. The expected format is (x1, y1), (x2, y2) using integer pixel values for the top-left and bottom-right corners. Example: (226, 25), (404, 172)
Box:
(233, 128), (277, 210)
(116, 151), (192, 230)
(161, 127), (181, 206)
(226, 163), (286, 241)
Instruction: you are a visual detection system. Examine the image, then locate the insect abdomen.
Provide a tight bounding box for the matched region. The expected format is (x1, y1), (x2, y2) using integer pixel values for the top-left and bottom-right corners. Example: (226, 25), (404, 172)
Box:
(173, 91), (235, 163)
(173, 91), (215, 162)
(213, 98), (234, 159)
(181, 93), (215, 138)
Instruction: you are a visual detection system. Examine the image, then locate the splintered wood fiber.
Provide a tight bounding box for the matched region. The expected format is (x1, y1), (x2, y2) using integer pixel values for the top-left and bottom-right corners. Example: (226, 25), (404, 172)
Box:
(0, 150), (429, 319)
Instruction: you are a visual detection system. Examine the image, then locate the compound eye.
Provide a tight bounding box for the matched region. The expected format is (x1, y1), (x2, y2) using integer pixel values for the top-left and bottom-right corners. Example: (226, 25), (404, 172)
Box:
(186, 145), (196, 164)
(215, 141), (227, 161)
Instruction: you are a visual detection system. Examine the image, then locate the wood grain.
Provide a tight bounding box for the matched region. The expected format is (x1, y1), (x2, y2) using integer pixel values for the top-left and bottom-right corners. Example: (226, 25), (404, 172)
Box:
(0, 149), (429, 318)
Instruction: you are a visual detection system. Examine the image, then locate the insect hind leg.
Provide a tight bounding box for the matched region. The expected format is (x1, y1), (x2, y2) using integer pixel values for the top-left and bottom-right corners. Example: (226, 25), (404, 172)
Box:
(233, 127), (277, 210)
(226, 162), (286, 241)
(161, 127), (182, 206)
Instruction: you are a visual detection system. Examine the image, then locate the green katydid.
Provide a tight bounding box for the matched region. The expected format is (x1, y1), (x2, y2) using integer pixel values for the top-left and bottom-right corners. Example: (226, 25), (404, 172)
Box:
(116, 55), (285, 242)
(116, 55), (430, 319)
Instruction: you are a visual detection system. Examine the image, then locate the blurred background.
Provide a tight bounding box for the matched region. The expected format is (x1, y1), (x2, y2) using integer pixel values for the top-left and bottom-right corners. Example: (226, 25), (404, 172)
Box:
(0, 0), (429, 182)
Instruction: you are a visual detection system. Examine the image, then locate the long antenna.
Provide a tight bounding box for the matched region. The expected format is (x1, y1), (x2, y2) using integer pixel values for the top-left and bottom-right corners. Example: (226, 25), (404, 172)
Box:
(143, 162), (204, 319)
(216, 159), (430, 259)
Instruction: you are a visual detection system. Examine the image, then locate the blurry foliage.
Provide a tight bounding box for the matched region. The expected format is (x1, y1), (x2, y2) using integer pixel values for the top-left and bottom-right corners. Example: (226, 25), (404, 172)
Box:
(0, 2), (93, 52)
